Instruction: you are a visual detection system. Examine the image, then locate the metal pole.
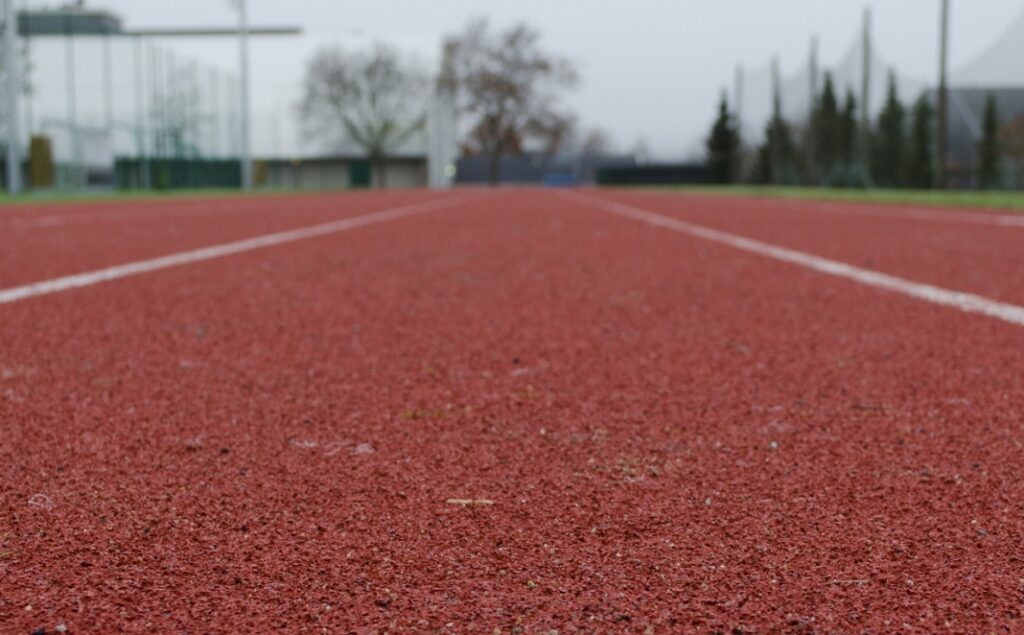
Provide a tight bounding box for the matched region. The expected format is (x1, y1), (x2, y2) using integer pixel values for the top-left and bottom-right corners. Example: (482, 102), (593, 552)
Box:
(237, 0), (252, 189)
(936, 0), (949, 189)
(64, 9), (81, 187)
(4, 0), (23, 193)
(209, 67), (219, 157)
(102, 33), (113, 140)
(860, 7), (873, 186)
(165, 49), (176, 158)
(733, 64), (743, 141)
(808, 36), (819, 184)
(133, 35), (149, 188)
(770, 55), (781, 184)
(188, 59), (198, 158)
(151, 45), (160, 159)
(20, 0), (31, 153)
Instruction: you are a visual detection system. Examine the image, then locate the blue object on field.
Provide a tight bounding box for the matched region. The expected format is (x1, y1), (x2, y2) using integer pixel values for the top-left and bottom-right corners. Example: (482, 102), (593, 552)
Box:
(543, 173), (578, 187)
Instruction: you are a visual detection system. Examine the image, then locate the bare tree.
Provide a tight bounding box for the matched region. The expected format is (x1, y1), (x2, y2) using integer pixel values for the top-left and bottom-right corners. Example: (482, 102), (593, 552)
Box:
(579, 127), (612, 158)
(631, 138), (651, 165)
(158, 68), (202, 158)
(441, 18), (578, 184)
(299, 44), (427, 188)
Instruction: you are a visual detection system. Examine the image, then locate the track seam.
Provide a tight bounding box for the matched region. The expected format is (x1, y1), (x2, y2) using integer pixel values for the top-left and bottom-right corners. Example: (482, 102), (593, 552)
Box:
(559, 189), (1024, 328)
(0, 192), (493, 306)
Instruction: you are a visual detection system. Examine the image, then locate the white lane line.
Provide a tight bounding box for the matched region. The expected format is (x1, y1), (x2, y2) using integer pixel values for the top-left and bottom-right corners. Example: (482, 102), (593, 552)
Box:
(559, 190), (1024, 328)
(640, 190), (1024, 228)
(0, 192), (487, 306)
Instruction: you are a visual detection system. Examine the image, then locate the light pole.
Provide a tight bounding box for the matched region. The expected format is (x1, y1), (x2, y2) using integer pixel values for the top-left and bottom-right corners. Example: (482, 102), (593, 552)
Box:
(233, 0), (252, 190)
(4, 0), (22, 194)
(936, 0), (949, 189)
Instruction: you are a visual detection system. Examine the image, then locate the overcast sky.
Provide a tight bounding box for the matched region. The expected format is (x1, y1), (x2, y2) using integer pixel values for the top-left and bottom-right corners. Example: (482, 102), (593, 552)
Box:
(25, 0), (1024, 158)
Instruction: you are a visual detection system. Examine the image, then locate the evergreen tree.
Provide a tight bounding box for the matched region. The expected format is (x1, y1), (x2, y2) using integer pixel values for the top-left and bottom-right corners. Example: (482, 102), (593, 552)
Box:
(838, 91), (858, 166)
(873, 73), (906, 187)
(755, 94), (800, 184)
(977, 93), (1000, 189)
(906, 95), (934, 189)
(705, 93), (739, 183)
(812, 73), (841, 182)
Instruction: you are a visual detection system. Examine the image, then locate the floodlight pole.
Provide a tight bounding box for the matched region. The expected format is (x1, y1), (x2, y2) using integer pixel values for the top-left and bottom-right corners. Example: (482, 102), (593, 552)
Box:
(4, 0), (23, 194)
(860, 7), (873, 187)
(237, 0), (253, 190)
(808, 36), (819, 185)
(936, 0), (949, 189)
(734, 64), (743, 139)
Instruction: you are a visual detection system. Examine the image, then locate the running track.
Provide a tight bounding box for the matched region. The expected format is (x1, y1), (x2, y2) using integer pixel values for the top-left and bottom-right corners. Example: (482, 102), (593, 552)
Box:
(2, 189), (1023, 633)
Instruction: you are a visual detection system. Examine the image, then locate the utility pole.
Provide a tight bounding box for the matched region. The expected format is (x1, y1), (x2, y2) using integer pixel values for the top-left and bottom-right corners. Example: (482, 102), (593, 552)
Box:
(236, 0), (252, 190)
(936, 0), (949, 189)
(860, 7), (873, 186)
(4, 0), (22, 193)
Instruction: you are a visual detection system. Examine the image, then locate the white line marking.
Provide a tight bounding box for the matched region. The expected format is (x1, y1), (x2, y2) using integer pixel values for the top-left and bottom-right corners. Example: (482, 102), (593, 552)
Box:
(639, 190), (1024, 228)
(0, 193), (487, 306)
(560, 190), (1024, 328)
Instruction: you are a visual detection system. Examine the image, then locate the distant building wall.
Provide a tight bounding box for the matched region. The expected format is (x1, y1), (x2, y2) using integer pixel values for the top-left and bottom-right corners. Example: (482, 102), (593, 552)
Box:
(379, 160), (428, 189)
(456, 152), (636, 185)
(262, 156), (427, 190)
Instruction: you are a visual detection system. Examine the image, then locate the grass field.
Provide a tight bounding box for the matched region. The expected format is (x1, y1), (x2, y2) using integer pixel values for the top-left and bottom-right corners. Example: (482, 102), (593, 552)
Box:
(652, 184), (1024, 211)
(0, 187), (312, 207)
(5, 185), (1024, 212)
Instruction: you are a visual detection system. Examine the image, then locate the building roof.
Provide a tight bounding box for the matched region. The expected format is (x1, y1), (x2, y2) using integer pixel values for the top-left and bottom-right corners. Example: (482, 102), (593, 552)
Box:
(19, 9), (123, 36)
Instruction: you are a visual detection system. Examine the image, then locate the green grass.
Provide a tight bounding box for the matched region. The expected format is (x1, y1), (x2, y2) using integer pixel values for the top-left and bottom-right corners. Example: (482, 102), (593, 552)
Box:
(0, 187), (341, 207)
(647, 185), (1024, 212)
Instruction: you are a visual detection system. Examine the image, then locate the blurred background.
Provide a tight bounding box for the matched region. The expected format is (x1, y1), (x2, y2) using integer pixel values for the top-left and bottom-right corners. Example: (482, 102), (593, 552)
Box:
(0, 0), (1022, 193)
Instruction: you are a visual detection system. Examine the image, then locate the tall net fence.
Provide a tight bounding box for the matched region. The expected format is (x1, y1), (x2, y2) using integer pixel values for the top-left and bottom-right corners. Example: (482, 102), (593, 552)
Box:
(735, 38), (925, 147)
(734, 8), (1024, 148)
(6, 30), (240, 189)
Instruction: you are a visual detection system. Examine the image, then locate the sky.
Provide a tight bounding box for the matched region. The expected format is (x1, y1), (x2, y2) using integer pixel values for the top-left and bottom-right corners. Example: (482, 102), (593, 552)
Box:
(21, 0), (1024, 159)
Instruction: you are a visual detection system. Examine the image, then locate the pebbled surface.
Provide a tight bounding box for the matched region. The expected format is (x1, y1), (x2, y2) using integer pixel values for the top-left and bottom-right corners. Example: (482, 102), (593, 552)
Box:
(597, 189), (1024, 307)
(0, 190), (453, 288)
(1, 189), (1024, 633)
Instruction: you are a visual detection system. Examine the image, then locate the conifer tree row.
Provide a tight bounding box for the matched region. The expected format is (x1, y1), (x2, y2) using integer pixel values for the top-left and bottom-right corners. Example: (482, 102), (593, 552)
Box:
(706, 71), (1005, 189)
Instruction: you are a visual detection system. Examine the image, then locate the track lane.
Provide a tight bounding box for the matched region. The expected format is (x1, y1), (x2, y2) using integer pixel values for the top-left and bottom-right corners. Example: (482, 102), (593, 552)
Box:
(561, 189), (1024, 327)
(2, 189), (1023, 632)
(0, 192), (492, 305)
(596, 189), (1024, 308)
(0, 190), (457, 288)
(0, 191), (356, 224)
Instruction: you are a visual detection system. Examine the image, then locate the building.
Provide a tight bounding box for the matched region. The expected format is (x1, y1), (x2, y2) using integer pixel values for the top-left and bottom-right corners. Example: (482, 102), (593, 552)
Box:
(260, 155), (429, 190)
(18, 7), (123, 36)
(455, 152), (637, 185)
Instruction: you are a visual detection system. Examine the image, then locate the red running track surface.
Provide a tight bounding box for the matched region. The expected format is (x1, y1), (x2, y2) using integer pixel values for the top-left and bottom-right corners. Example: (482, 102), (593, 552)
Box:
(2, 189), (1024, 633)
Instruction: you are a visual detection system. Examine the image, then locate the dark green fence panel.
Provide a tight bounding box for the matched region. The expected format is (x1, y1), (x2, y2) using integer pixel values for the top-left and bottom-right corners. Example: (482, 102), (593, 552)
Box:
(115, 158), (242, 190)
(348, 160), (371, 188)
